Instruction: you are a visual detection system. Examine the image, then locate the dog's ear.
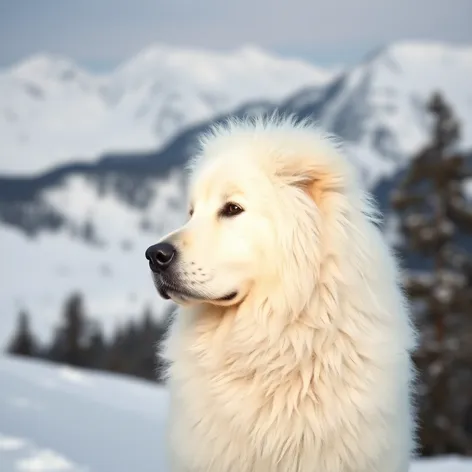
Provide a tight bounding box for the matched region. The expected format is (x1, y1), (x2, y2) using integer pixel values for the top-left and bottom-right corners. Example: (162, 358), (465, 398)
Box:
(275, 152), (351, 207)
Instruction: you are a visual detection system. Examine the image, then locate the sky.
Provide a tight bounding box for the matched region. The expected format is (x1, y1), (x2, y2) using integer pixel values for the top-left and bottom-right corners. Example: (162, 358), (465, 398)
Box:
(1, 0), (471, 70)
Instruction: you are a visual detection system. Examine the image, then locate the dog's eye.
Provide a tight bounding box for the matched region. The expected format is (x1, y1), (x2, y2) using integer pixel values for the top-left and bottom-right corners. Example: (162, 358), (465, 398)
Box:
(220, 202), (244, 218)
(189, 208), (194, 218)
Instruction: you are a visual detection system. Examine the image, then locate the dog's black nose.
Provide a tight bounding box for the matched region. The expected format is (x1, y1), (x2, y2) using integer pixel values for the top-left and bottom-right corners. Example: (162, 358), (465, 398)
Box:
(145, 242), (176, 271)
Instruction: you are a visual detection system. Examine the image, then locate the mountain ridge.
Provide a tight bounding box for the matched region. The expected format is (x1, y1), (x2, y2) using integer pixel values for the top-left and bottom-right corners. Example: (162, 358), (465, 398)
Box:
(0, 44), (335, 176)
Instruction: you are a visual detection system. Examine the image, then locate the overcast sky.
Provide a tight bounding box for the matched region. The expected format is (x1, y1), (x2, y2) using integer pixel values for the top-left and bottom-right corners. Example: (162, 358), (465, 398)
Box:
(1, 0), (471, 70)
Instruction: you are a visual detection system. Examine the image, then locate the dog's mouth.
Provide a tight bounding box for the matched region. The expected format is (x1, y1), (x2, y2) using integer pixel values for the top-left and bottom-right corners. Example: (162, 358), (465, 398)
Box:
(153, 276), (238, 304)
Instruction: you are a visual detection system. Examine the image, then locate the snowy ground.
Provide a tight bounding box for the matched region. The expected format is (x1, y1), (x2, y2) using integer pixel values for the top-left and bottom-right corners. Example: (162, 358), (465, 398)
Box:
(0, 355), (169, 471)
(0, 356), (470, 472)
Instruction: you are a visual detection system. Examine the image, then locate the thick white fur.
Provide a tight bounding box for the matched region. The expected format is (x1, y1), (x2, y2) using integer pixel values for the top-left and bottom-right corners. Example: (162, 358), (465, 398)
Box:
(159, 116), (417, 472)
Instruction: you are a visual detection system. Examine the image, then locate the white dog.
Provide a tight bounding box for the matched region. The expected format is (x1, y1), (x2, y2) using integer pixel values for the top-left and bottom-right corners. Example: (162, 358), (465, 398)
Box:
(145, 116), (418, 472)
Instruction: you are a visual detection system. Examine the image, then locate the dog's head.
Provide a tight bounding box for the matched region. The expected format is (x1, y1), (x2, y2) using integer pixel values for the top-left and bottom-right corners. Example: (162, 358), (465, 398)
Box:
(146, 117), (368, 312)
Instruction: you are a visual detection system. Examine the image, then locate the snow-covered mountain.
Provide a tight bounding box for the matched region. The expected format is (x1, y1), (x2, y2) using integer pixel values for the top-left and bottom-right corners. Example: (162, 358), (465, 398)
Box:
(277, 41), (472, 186)
(0, 355), (470, 472)
(0, 44), (334, 175)
(1, 40), (472, 348)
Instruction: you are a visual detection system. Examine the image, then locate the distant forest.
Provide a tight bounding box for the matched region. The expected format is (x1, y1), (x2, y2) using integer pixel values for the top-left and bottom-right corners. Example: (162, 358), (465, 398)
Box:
(6, 293), (172, 383)
(5, 92), (472, 457)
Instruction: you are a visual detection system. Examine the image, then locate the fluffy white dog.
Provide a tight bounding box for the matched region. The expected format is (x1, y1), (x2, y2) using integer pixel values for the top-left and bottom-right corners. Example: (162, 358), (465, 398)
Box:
(145, 116), (418, 472)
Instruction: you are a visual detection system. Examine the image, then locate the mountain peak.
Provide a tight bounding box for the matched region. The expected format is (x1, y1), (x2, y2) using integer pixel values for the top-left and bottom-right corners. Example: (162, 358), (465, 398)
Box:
(9, 53), (82, 80)
(365, 40), (472, 67)
(233, 44), (278, 61)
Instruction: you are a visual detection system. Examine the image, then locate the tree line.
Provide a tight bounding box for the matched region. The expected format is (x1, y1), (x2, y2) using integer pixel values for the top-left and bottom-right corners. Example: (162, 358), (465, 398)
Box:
(6, 292), (172, 383)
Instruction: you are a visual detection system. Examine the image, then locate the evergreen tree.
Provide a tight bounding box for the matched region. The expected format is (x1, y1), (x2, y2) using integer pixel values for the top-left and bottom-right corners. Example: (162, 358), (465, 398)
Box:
(136, 305), (167, 381)
(101, 305), (169, 382)
(104, 323), (129, 374)
(85, 320), (107, 369)
(5, 292), (171, 384)
(391, 92), (472, 455)
(7, 310), (37, 357)
(48, 292), (92, 368)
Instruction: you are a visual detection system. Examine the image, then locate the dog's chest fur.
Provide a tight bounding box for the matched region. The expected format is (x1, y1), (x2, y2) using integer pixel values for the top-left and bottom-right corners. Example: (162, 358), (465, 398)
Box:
(162, 306), (411, 472)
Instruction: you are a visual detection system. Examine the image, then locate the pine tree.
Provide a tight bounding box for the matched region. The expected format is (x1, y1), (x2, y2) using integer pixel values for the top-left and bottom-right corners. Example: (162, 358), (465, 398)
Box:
(391, 92), (472, 455)
(137, 305), (167, 381)
(48, 292), (92, 368)
(102, 306), (169, 382)
(7, 310), (37, 357)
(85, 320), (107, 369)
(104, 323), (128, 374)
